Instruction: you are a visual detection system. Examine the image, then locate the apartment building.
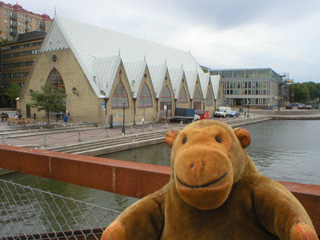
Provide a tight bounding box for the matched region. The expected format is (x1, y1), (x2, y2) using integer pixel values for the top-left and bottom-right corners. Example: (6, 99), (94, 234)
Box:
(0, 31), (45, 106)
(0, 2), (52, 40)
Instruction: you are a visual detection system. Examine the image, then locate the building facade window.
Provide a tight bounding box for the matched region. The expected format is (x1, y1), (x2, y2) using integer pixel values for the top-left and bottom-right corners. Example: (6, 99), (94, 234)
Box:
(160, 85), (172, 110)
(178, 86), (188, 103)
(112, 81), (128, 108)
(4, 18), (8, 23)
(138, 83), (152, 107)
(46, 68), (65, 90)
(206, 90), (213, 106)
(193, 88), (201, 110)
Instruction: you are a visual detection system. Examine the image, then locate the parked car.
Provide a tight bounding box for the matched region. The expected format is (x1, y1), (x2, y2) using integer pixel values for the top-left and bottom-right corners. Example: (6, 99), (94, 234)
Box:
(227, 110), (240, 117)
(297, 104), (305, 109)
(286, 104), (293, 109)
(306, 105), (313, 109)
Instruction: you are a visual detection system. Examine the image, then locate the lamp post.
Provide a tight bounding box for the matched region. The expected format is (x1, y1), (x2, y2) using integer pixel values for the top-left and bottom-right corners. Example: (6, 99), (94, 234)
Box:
(247, 99), (250, 118)
(122, 97), (126, 135)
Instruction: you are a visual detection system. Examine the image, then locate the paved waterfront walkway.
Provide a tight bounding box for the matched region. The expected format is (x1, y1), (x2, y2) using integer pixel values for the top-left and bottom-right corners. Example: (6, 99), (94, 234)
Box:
(1, 108), (319, 150)
(0, 115), (269, 149)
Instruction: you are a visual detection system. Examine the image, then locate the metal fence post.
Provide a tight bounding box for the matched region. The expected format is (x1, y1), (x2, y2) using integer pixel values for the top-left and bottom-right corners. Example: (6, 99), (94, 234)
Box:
(44, 136), (48, 147)
(106, 129), (109, 137)
(78, 132), (82, 142)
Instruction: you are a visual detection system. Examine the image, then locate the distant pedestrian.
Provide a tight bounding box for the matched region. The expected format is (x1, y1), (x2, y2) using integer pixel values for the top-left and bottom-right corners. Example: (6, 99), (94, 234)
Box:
(14, 113), (18, 119)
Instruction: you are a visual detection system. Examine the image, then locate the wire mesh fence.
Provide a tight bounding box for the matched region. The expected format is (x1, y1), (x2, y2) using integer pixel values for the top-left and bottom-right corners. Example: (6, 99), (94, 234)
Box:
(0, 179), (120, 240)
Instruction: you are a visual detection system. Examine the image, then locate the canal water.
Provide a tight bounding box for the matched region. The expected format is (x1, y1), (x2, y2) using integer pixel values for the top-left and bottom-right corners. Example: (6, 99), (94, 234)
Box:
(99, 120), (320, 185)
(1, 120), (319, 233)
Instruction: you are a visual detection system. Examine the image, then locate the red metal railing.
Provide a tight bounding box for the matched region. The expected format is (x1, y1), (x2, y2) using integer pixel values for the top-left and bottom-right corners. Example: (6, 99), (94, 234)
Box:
(0, 145), (319, 236)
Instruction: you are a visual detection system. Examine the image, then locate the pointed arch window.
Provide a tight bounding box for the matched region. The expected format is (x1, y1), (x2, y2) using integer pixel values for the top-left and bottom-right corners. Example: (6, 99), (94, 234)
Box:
(46, 68), (65, 90)
(112, 81), (129, 108)
(139, 83), (153, 107)
(160, 85), (172, 110)
(178, 86), (187, 103)
(193, 88), (201, 110)
(206, 89), (213, 106)
(194, 88), (201, 103)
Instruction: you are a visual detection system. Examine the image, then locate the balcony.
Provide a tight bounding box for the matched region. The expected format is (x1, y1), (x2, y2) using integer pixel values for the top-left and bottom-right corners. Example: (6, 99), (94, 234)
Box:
(25, 18), (31, 23)
(39, 22), (46, 29)
(10, 14), (17, 20)
(10, 31), (17, 36)
(10, 22), (17, 28)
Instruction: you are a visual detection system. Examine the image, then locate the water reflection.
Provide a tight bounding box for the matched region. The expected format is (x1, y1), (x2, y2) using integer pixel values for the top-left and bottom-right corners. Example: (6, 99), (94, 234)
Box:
(244, 120), (320, 184)
(103, 120), (320, 185)
(103, 143), (171, 166)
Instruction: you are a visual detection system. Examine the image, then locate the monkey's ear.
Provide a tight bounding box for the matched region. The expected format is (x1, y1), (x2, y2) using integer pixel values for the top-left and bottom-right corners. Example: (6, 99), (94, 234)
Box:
(165, 130), (181, 147)
(234, 128), (251, 149)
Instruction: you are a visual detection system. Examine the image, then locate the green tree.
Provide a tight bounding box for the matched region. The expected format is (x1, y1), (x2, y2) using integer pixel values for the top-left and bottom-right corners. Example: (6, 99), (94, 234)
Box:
(289, 83), (309, 103)
(302, 81), (320, 101)
(29, 84), (67, 125)
(6, 82), (22, 107)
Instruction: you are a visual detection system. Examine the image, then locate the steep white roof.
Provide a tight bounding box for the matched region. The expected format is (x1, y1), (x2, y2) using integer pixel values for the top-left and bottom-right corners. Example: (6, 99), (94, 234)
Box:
(41, 16), (205, 98)
(211, 75), (221, 100)
(169, 68), (185, 99)
(199, 71), (210, 99)
(124, 60), (147, 98)
(148, 63), (169, 98)
(185, 70), (199, 99)
(94, 55), (121, 98)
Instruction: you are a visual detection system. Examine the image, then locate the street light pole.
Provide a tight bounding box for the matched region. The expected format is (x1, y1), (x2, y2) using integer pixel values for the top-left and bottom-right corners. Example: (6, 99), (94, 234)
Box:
(122, 97), (126, 135)
(247, 99), (250, 118)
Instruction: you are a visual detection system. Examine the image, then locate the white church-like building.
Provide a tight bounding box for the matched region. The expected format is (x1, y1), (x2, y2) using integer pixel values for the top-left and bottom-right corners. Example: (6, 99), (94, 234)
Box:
(18, 16), (224, 126)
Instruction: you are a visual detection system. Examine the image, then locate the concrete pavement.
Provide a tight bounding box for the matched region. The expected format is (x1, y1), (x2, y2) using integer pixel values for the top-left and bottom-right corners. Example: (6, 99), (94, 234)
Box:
(0, 114), (269, 149)
(1, 108), (319, 150)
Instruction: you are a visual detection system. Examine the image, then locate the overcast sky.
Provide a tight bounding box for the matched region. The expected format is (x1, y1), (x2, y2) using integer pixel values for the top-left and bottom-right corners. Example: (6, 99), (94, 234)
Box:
(7, 0), (320, 83)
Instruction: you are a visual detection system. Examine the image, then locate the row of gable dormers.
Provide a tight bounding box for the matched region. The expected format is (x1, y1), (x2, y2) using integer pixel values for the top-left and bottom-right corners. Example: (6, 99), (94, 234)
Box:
(93, 56), (215, 102)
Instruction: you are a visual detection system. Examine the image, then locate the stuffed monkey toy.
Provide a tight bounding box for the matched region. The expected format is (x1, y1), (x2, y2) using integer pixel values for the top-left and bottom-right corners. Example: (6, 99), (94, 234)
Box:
(102, 120), (317, 240)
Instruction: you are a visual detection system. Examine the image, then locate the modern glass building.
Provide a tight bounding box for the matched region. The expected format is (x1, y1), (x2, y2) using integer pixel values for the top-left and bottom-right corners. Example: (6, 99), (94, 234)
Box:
(210, 68), (284, 108)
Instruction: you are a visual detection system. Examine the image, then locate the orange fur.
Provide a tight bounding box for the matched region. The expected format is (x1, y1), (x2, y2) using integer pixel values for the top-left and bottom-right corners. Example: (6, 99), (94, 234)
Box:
(102, 120), (317, 240)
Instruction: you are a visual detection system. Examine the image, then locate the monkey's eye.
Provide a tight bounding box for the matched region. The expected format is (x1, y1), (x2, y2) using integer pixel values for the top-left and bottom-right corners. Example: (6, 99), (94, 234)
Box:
(215, 136), (222, 143)
(182, 137), (187, 144)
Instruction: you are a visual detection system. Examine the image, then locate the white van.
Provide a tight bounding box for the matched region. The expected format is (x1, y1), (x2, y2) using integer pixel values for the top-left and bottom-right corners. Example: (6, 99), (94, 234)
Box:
(214, 107), (231, 118)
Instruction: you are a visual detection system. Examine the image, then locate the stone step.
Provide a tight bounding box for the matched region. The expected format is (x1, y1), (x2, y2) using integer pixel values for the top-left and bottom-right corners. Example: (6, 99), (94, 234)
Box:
(45, 131), (168, 155)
